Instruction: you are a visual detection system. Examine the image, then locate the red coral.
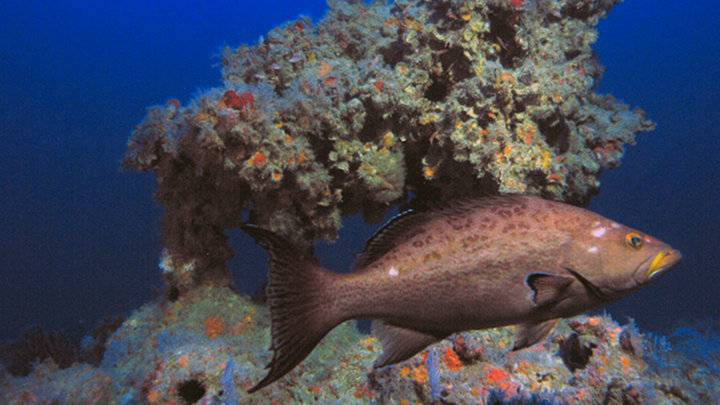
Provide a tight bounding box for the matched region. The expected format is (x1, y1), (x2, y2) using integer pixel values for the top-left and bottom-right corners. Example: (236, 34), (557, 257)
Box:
(249, 152), (267, 168)
(221, 90), (254, 118)
(165, 99), (181, 109)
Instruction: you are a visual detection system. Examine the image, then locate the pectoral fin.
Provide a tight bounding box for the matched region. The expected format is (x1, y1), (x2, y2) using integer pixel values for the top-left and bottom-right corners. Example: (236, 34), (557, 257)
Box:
(372, 321), (447, 368)
(526, 273), (574, 307)
(512, 318), (560, 351)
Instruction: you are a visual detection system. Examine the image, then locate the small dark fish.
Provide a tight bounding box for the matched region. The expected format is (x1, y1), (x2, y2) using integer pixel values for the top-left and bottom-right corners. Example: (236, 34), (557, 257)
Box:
(242, 195), (681, 392)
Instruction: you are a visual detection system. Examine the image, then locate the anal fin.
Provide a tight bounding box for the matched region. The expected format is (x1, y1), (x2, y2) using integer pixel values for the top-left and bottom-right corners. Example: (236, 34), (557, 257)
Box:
(372, 321), (446, 368)
(512, 318), (560, 351)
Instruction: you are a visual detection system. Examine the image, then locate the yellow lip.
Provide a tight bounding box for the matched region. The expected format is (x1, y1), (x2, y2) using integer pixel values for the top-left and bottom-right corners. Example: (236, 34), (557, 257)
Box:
(647, 249), (682, 280)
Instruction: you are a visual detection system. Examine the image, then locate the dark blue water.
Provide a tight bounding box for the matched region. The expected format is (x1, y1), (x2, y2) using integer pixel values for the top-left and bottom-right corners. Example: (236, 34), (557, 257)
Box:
(0, 1), (717, 342)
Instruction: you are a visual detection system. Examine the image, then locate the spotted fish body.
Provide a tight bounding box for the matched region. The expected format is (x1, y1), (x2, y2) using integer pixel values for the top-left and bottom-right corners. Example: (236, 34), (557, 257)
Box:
(243, 195), (681, 392)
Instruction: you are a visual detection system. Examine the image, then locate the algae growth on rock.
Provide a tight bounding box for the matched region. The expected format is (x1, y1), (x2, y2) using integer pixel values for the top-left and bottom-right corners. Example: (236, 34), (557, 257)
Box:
(3, 287), (718, 404)
(123, 0), (653, 291)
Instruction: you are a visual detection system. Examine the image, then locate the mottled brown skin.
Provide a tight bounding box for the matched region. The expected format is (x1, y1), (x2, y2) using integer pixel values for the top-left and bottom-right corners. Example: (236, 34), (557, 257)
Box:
(243, 195), (681, 392)
(335, 196), (669, 329)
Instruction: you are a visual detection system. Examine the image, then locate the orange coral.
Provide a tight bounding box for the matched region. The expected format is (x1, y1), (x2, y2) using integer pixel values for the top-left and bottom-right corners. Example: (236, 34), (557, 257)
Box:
(500, 73), (515, 83)
(249, 152), (267, 168)
(195, 113), (211, 122)
(297, 150), (307, 164)
(204, 316), (225, 339)
(412, 366), (428, 384)
(147, 390), (160, 404)
(317, 61), (332, 77)
(522, 124), (536, 145)
(485, 366), (509, 384)
(443, 347), (463, 371)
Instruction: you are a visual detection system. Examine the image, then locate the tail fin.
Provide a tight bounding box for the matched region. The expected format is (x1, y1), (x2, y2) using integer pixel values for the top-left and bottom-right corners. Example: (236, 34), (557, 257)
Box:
(242, 225), (341, 393)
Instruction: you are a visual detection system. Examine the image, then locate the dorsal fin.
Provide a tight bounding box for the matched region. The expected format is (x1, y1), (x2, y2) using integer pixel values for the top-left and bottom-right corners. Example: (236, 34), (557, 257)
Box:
(352, 194), (532, 271)
(352, 209), (431, 271)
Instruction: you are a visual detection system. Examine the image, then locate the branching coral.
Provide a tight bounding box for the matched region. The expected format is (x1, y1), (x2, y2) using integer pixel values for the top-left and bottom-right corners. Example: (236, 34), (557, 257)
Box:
(123, 0), (654, 290)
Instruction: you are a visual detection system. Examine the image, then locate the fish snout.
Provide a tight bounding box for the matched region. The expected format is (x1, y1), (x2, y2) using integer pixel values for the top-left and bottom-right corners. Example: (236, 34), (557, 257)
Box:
(645, 249), (682, 281)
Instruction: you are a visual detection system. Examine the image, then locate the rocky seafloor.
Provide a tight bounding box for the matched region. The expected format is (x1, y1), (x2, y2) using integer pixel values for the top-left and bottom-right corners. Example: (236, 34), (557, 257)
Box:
(1, 285), (717, 404)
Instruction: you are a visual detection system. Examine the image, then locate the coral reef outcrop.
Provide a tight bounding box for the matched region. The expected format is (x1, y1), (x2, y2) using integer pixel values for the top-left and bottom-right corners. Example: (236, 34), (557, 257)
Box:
(122, 0), (654, 290)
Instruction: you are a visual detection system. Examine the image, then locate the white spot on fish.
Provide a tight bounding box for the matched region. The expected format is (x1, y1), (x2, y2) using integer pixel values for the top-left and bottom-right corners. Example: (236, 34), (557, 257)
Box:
(388, 267), (399, 277)
(611, 223), (621, 228)
(592, 227), (606, 238)
(587, 246), (599, 253)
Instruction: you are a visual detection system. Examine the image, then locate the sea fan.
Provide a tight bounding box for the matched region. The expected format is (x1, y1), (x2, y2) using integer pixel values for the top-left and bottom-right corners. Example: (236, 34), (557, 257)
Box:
(0, 325), (77, 376)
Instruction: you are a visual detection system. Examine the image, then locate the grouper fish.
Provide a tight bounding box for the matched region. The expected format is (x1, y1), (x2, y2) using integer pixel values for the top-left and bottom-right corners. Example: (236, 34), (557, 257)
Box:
(242, 195), (681, 392)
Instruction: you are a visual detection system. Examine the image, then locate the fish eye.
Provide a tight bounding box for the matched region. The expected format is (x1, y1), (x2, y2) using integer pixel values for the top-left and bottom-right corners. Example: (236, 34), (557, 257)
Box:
(625, 233), (643, 249)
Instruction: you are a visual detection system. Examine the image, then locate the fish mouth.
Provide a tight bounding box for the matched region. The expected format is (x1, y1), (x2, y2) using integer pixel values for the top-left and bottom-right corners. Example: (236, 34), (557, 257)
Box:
(646, 249), (682, 281)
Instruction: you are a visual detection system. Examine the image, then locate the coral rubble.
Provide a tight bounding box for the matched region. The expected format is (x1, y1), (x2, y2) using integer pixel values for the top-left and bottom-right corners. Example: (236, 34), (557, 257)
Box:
(122, 0), (654, 290)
